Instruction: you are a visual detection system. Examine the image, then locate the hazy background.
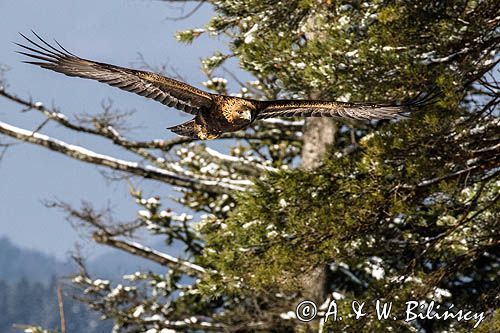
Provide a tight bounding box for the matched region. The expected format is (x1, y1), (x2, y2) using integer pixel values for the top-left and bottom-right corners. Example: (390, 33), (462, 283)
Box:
(0, 0), (245, 261)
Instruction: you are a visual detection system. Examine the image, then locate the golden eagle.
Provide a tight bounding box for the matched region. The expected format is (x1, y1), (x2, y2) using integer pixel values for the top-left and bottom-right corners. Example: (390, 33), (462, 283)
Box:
(17, 32), (437, 140)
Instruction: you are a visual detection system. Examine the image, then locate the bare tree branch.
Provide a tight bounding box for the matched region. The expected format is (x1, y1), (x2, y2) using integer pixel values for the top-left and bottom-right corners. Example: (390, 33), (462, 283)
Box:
(0, 120), (251, 193)
(164, 0), (207, 21)
(92, 232), (206, 276)
(48, 199), (206, 276)
(0, 141), (16, 163)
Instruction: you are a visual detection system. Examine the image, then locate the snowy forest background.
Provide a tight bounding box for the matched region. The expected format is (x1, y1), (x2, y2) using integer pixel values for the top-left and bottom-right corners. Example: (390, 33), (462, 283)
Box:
(0, 237), (109, 332)
(0, 236), (176, 332)
(1, 0), (499, 332)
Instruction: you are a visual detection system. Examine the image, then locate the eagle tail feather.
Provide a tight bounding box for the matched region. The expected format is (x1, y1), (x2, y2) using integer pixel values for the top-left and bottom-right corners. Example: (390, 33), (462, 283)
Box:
(167, 120), (199, 139)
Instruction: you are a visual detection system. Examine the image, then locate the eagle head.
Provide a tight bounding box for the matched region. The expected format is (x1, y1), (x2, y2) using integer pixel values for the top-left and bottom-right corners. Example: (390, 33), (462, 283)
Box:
(233, 101), (256, 123)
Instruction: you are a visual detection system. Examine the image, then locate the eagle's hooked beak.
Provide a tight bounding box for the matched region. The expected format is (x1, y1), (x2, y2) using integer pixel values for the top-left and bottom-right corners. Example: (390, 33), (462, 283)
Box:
(241, 109), (252, 121)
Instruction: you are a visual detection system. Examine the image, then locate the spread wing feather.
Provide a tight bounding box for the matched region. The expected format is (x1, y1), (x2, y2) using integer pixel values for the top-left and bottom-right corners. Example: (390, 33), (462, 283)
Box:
(16, 32), (213, 115)
(255, 91), (439, 120)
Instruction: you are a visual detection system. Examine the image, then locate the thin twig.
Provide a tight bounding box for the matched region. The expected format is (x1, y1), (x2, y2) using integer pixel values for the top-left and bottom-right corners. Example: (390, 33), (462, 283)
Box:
(164, 0), (206, 21)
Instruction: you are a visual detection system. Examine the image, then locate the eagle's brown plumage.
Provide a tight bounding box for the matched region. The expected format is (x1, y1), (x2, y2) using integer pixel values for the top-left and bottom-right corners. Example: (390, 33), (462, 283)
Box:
(17, 32), (439, 140)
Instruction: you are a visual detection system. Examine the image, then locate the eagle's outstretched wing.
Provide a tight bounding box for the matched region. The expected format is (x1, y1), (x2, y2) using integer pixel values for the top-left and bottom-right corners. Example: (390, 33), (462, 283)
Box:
(255, 91), (439, 120)
(16, 32), (213, 115)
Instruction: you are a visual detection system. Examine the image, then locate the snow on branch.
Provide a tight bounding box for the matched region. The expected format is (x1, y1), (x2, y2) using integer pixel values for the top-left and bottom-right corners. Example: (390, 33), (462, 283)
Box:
(92, 232), (206, 276)
(420, 48), (471, 65)
(0, 88), (194, 153)
(141, 317), (226, 332)
(0, 121), (250, 194)
(202, 146), (278, 173)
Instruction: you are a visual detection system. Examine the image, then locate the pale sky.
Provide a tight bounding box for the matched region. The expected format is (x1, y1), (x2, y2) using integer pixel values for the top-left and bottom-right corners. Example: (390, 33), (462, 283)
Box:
(0, 0), (245, 259)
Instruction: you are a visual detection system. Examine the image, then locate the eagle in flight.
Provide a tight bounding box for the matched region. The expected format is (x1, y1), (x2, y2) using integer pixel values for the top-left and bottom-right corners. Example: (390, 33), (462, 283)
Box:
(17, 32), (437, 140)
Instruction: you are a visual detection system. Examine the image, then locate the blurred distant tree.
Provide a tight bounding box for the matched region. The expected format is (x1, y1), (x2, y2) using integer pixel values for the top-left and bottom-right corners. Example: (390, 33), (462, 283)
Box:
(0, 277), (108, 333)
(0, 0), (498, 332)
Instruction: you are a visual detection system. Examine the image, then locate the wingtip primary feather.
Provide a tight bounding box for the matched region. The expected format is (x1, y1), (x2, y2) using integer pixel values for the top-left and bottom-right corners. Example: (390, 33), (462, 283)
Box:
(53, 38), (75, 56)
(30, 30), (67, 56)
(16, 50), (56, 64)
(405, 88), (442, 108)
(21, 61), (49, 66)
(17, 31), (65, 60)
